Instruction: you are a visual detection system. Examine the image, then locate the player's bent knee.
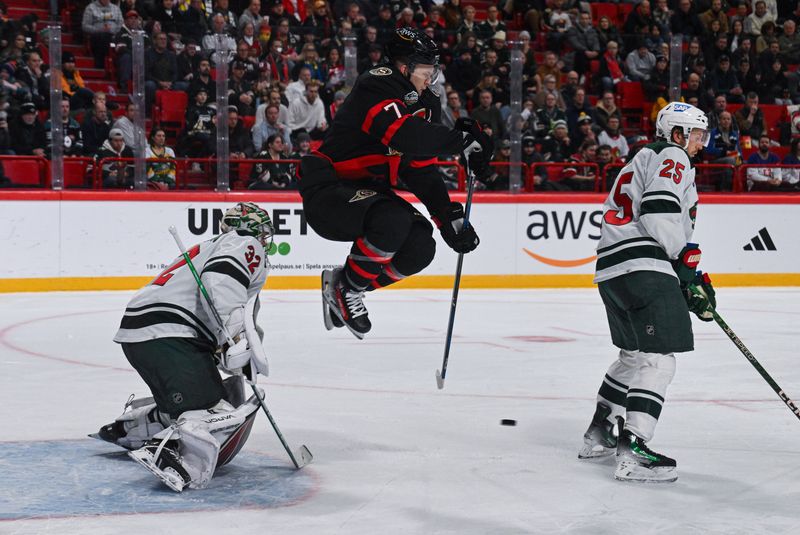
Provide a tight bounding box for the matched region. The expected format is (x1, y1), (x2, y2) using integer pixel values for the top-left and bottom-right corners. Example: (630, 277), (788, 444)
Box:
(363, 201), (414, 252)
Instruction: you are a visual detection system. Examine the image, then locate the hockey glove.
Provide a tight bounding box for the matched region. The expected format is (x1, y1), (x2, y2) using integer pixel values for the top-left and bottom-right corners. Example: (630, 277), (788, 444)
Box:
(684, 271), (716, 322)
(220, 338), (253, 374)
(433, 202), (479, 254)
(672, 243), (702, 284)
(454, 118), (494, 180)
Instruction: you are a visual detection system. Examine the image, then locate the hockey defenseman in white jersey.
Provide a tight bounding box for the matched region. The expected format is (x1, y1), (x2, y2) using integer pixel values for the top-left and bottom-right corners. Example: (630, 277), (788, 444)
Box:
(93, 202), (274, 492)
(578, 103), (717, 483)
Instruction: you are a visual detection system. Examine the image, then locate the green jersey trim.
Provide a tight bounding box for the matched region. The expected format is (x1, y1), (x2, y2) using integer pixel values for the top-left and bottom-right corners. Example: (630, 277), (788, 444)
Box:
(596, 244), (670, 271)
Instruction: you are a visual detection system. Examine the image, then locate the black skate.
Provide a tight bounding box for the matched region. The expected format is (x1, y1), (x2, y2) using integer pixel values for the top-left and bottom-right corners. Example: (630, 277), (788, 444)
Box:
(128, 437), (191, 492)
(93, 421), (127, 445)
(321, 268), (371, 339)
(578, 402), (617, 460)
(615, 421), (677, 483)
(321, 269), (345, 330)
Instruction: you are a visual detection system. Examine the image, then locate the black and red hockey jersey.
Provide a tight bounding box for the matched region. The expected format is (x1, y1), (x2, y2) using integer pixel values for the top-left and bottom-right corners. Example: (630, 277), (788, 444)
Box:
(318, 65), (462, 184)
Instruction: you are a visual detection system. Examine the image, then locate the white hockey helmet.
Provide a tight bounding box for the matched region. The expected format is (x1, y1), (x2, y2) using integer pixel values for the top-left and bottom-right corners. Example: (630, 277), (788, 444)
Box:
(655, 102), (710, 148)
(221, 202), (274, 248)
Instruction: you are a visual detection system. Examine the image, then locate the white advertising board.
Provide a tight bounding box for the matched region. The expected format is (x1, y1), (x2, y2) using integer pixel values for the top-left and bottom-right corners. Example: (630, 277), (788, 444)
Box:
(0, 196), (798, 287)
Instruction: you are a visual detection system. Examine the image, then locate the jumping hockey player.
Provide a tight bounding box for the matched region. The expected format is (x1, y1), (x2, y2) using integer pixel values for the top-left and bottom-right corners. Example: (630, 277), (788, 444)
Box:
(298, 27), (494, 339)
(578, 102), (717, 483)
(93, 202), (274, 492)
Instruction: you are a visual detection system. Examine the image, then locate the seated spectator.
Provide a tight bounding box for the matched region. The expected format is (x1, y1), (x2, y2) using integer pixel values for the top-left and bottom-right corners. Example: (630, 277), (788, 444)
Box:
(249, 133), (295, 189)
(321, 46), (345, 98)
(293, 43), (325, 81)
(15, 52), (48, 110)
(0, 63), (30, 104)
(597, 16), (622, 55)
(287, 80), (327, 140)
(152, 0), (182, 44)
(596, 144), (617, 189)
(734, 92), (765, 140)
(286, 66), (311, 104)
(81, 102), (112, 156)
(705, 110), (740, 190)
(303, 0), (335, 52)
(178, 0), (208, 45)
(442, 90), (468, 129)
(570, 112), (596, 154)
(10, 101), (46, 156)
(521, 135), (542, 167)
(230, 40), (259, 83)
(559, 70), (580, 106)
(176, 39), (203, 89)
(470, 89), (504, 140)
(203, 14), (237, 66)
(471, 70), (506, 110)
(535, 51), (561, 90)
(145, 127), (177, 189)
(593, 92), (621, 134)
(262, 38), (294, 89)
(532, 74), (565, 110)
(176, 88), (215, 158)
(113, 10), (148, 91)
(96, 128), (134, 189)
(253, 89), (290, 128)
(188, 57), (216, 101)
(228, 60), (256, 117)
(325, 89), (345, 125)
(683, 72), (709, 110)
(780, 138), (800, 190)
(112, 102), (144, 154)
(745, 1), (775, 37)
(566, 11), (600, 75)
(746, 134), (783, 190)
(598, 116), (629, 161)
(253, 103), (291, 152)
(561, 140), (599, 191)
(682, 38), (705, 81)
(779, 20), (800, 65)
(533, 92), (567, 139)
(227, 106), (253, 159)
(643, 55), (670, 102)
(625, 42), (655, 82)
(540, 119), (571, 162)
(81, 0), (122, 69)
(289, 131), (312, 159)
(145, 32), (179, 111)
(670, 0), (705, 40)
(0, 33), (27, 65)
(61, 52), (95, 112)
(598, 41), (626, 93)
(565, 87), (593, 133)
(758, 57), (791, 105)
(239, 22), (261, 58)
(478, 4), (506, 44)
(44, 98), (83, 157)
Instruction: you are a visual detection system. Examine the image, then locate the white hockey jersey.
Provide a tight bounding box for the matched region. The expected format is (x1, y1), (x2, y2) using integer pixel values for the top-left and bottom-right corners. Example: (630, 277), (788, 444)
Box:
(594, 141), (699, 283)
(114, 231), (268, 346)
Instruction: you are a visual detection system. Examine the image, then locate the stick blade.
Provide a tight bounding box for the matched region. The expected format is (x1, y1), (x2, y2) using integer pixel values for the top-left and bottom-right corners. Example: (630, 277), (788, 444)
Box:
(295, 445), (313, 468)
(435, 369), (445, 390)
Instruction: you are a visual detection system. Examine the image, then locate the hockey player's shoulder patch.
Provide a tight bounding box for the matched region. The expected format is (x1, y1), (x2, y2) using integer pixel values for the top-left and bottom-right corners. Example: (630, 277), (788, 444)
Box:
(369, 66), (393, 76)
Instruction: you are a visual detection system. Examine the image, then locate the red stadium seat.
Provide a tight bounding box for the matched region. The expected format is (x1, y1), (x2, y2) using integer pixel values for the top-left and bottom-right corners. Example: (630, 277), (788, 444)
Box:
(153, 90), (189, 142)
(590, 3), (617, 25)
(2, 158), (45, 186)
(617, 3), (634, 26)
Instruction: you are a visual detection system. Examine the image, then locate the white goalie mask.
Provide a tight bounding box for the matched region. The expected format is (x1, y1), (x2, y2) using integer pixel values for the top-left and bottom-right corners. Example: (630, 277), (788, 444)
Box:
(220, 202), (274, 249)
(656, 102), (710, 149)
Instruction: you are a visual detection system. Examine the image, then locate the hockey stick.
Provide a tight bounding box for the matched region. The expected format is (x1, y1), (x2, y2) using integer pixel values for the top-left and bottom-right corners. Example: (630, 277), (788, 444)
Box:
(168, 226), (312, 469)
(436, 163), (477, 390)
(691, 284), (800, 422)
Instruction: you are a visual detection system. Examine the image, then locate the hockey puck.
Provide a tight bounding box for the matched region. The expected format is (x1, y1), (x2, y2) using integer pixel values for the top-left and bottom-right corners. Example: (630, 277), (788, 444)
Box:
(500, 419), (517, 426)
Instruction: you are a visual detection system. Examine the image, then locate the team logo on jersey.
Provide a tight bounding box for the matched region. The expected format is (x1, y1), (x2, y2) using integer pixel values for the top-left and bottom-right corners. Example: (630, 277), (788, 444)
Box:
(349, 189), (377, 202)
(370, 67), (392, 76)
(404, 90), (419, 105)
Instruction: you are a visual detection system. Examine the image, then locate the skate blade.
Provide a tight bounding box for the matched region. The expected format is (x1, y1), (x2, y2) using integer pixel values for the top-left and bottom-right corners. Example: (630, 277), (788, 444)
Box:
(128, 450), (186, 492)
(88, 433), (133, 450)
(614, 461), (678, 483)
(321, 271), (334, 331)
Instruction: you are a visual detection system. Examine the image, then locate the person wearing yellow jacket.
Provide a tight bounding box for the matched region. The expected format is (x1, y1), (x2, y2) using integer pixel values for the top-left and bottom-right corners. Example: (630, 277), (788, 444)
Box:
(61, 51), (95, 112)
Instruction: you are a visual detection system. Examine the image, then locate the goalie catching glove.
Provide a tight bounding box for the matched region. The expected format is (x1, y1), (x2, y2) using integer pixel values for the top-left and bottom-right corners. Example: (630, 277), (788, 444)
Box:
(433, 202), (479, 254)
(684, 271), (716, 322)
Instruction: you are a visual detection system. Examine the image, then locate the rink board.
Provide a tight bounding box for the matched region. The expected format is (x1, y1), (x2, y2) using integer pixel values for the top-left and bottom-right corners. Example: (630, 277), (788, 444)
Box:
(1, 191), (799, 291)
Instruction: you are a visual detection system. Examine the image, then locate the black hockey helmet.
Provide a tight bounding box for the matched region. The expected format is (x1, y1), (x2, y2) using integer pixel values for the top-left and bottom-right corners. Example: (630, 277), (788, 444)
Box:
(385, 27), (439, 68)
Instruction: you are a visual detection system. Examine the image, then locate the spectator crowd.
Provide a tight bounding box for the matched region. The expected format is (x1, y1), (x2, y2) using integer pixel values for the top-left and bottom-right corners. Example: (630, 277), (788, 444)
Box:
(0, 0), (799, 191)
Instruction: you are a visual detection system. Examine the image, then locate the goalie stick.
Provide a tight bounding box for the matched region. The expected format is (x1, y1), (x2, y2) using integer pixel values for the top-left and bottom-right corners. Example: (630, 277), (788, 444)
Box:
(169, 226), (312, 469)
(692, 284), (800, 422)
(435, 163), (478, 390)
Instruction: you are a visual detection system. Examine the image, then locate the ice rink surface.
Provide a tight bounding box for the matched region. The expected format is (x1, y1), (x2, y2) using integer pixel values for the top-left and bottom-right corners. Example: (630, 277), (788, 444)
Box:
(1, 287), (799, 534)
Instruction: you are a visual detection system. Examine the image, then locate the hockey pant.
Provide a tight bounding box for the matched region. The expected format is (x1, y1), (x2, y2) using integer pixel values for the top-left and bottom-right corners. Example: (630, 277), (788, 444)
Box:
(136, 383), (263, 489)
(299, 155), (436, 291)
(596, 349), (676, 442)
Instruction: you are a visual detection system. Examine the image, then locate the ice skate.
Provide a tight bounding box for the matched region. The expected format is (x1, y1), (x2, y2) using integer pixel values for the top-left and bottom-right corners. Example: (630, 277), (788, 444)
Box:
(321, 269), (344, 330)
(321, 267), (371, 339)
(128, 437), (191, 492)
(614, 423), (677, 483)
(578, 402), (617, 460)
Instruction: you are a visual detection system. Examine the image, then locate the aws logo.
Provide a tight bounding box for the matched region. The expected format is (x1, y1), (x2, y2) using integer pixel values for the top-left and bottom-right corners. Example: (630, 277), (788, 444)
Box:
(523, 210), (602, 268)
